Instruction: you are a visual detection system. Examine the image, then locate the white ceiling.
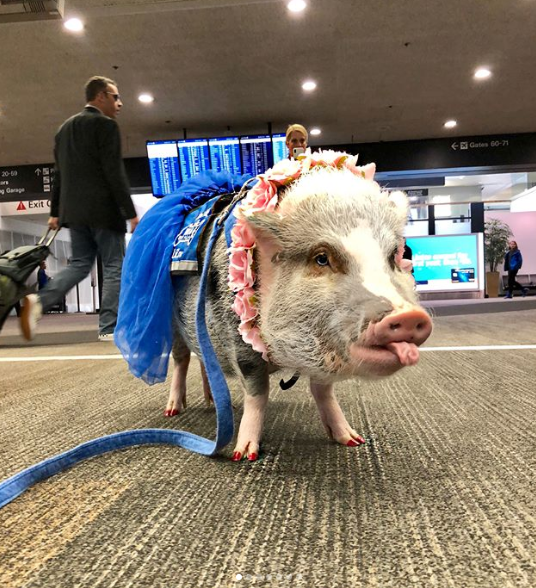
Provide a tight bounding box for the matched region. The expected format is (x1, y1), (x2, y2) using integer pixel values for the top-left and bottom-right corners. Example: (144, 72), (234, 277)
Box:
(0, 0), (536, 168)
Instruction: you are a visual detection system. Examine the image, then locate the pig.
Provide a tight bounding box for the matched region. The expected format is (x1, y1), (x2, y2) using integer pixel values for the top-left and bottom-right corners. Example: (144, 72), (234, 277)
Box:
(166, 155), (432, 461)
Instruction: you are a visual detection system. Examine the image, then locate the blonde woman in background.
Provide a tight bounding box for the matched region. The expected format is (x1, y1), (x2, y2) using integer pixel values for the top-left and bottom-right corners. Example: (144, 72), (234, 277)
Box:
(285, 124), (308, 159)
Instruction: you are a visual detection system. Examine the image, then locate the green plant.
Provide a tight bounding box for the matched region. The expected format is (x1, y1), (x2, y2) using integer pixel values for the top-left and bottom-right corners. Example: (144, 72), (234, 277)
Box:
(484, 218), (512, 272)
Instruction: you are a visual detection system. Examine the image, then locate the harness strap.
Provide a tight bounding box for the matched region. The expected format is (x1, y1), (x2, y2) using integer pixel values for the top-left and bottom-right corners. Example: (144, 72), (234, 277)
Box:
(0, 219), (233, 509)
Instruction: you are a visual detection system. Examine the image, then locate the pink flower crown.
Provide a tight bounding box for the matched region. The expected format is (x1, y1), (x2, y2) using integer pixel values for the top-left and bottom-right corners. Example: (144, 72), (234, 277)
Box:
(228, 149), (377, 361)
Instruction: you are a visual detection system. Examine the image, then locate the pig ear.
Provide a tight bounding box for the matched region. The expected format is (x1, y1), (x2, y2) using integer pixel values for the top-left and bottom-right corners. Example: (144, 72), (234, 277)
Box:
(388, 190), (409, 220)
(242, 212), (285, 258)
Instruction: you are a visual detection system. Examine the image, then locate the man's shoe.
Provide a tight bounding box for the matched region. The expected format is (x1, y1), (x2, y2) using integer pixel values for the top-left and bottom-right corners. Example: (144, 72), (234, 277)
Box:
(504, 294), (512, 299)
(98, 333), (115, 342)
(522, 288), (529, 298)
(20, 294), (43, 341)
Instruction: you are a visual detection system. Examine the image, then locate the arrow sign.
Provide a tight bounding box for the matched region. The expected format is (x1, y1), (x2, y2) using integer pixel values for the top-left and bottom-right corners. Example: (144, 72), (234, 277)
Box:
(34, 168), (42, 175)
(451, 142), (458, 151)
(16, 201), (27, 211)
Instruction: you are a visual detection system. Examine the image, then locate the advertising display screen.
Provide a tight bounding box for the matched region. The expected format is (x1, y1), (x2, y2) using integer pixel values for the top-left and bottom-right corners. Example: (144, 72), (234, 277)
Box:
(240, 134), (272, 175)
(407, 233), (484, 292)
(177, 139), (210, 181)
(146, 140), (181, 196)
(272, 133), (287, 165)
(209, 136), (242, 174)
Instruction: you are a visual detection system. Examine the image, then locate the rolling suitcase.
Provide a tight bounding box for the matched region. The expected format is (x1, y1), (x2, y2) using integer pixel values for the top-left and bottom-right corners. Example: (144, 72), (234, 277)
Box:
(0, 228), (58, 331)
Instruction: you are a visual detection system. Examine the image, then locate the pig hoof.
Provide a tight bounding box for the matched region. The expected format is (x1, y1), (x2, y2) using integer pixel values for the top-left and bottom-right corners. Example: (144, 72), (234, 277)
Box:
(164, 398), (186, 417)
(164, 408), (180, 417)
(346, 438), (365, 447)
(231, 441), (260, 462)
(325, 423), (365, 446)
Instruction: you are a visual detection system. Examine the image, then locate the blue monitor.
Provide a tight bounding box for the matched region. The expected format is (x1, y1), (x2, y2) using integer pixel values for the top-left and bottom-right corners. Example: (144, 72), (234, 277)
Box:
(146, 140), (181, 197)
(407, 234), (484, 292)
(209, 136), (242, 174)
(272, 133), (287, 165)
(240, 134), (273, 176)
(177, 138), (211, 181)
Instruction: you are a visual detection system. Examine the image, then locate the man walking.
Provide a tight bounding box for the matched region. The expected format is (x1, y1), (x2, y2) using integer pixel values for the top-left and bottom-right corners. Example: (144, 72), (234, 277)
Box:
(20, 76), (139, 341)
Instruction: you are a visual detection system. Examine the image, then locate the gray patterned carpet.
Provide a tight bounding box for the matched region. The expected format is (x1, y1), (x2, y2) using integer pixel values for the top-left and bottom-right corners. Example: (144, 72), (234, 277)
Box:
(1, 310), (535, 587)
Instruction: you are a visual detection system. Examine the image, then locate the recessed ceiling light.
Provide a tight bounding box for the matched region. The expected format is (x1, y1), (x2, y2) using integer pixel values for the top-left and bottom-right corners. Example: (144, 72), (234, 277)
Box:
(474, 67), (492, 80)
(288, 0), (307, 12)
(64, 18), (84, 32)
(302, 80), (317, 92)
(444, 120), (457, 129)
(310, 128), (321, 136)
(138, 93), (154, 104)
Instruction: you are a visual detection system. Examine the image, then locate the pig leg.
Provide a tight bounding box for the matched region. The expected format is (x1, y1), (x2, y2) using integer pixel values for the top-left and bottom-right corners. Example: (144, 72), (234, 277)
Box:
(309, 381), (365, 447)
(232, 369), (270, 462)
(165, 338), (190, 417)
(200, 362), (213, 407)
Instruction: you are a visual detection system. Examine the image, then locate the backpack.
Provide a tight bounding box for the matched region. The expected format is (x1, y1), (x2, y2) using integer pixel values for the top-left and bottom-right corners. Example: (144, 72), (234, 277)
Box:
(0, 229), (57, 331)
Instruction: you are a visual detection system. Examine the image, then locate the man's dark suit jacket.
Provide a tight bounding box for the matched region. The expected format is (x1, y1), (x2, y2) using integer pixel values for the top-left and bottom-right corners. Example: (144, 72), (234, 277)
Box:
(50, 106), (136, 233)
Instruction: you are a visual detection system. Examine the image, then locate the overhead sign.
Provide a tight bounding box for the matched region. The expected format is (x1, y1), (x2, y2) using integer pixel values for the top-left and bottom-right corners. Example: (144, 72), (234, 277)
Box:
(0, 164), (55, 202)
(451, 138), (511, 151)
(0, 199), (51, 216)
(325, 132), (536, 173)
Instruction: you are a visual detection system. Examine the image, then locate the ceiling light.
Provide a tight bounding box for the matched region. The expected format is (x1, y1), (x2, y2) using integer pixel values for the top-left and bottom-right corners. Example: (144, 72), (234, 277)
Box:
(310, 128), (321, 136)
(302, 80), (317, 92)
(288, 0), (307, 12)
(474, 68), (492, 80)
(64, 18), (84, 32)
(138, 94), (154, 104)
(444, 120), (457, 129)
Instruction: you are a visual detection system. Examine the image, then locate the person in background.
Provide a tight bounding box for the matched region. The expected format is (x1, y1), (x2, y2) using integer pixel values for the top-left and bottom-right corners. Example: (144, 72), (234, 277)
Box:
(285, 124), (308, 159)
(403, 237), (412, 263)
(20, 75), (139, 341)
(402, 237), (414, 274)
(503, 240), (528, 299)
(37, 260), (49, 290)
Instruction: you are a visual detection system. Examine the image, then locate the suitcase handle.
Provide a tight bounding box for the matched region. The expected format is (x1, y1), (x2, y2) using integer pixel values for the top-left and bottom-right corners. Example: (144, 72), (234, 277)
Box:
(37, 228), (59, 248)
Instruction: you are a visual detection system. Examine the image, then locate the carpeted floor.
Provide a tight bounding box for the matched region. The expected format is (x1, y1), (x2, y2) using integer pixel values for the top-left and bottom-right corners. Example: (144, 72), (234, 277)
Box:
(1, 310), (535, 587)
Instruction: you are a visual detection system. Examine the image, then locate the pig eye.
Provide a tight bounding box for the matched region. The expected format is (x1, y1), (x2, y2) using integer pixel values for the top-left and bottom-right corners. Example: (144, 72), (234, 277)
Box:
(315, 253), (330, 267)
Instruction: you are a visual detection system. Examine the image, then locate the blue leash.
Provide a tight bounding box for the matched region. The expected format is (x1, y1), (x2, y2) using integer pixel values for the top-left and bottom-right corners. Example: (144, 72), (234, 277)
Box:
(0, 217), (234, 509)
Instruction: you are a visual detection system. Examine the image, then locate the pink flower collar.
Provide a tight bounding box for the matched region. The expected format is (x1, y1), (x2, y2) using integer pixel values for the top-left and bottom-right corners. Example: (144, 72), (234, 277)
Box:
(228, 150), (376, 361)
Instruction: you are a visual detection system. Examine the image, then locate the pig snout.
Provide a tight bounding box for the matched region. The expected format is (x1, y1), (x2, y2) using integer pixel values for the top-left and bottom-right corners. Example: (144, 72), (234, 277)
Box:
(375, 308), (432, 344)
(350, 308), (432, 374)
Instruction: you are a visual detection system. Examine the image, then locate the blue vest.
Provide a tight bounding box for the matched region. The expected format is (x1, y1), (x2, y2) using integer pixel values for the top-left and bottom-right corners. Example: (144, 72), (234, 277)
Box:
(170, 193), (239, 275)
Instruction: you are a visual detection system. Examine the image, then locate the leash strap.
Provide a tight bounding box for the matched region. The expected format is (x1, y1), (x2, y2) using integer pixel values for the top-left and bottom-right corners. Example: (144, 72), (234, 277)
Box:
(0, 219), (233, 509)
(279, 371), (300, 390)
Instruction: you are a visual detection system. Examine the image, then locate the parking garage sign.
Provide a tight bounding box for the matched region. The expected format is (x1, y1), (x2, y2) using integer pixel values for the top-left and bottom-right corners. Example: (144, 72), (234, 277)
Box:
(0, 164), (55, 202)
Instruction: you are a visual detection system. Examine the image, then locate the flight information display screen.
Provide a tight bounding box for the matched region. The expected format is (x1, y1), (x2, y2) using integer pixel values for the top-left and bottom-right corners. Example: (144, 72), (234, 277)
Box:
(177, 139), (211, 181)
(209, 136), (242, 174)
(240, 134), (273, 175)
(146, 140), (181, 197)
(272, 133), (287, 165)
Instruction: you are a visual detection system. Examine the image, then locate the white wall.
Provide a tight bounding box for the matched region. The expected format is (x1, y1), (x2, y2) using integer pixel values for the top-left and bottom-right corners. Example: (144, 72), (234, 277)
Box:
(484, 210), (536, 276)
(511, 186), (536, 212)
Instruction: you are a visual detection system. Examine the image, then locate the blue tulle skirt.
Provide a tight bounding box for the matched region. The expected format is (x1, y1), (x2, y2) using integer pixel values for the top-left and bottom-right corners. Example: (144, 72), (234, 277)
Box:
(115, 171), (252, 385)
